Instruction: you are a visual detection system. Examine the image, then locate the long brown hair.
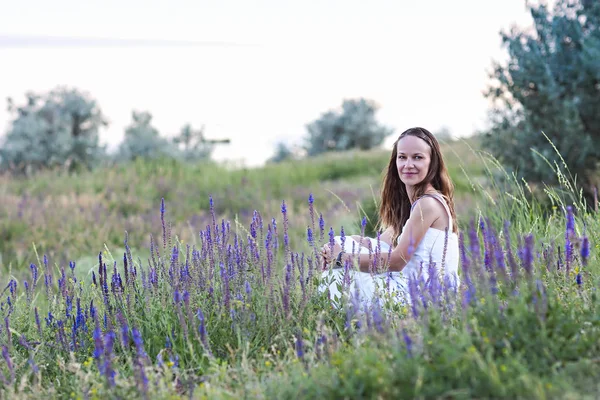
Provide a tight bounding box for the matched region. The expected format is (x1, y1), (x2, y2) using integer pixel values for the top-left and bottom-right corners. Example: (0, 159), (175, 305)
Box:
(378, 127), (458, 243)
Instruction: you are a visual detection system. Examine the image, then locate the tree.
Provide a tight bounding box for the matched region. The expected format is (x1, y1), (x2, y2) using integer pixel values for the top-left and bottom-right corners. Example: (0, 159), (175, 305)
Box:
(483, 0), (600, 199)
(0, 87), (108, 173)
(267, 141), (302, 164)
(172, 123), (228, 162)
(304, 98), (394, 157)
(116, 111), (177, 161)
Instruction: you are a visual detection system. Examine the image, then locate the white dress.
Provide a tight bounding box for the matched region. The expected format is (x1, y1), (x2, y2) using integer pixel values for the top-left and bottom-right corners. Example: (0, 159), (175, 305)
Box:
(319, 193), (460, 309)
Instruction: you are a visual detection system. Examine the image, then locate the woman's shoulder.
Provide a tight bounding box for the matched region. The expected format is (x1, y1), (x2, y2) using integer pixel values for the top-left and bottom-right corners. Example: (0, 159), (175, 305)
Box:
(411, 193), (447, 213)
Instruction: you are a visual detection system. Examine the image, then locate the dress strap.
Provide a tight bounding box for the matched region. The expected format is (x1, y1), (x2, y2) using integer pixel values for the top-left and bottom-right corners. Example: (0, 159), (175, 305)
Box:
(410, 193), (453, 233)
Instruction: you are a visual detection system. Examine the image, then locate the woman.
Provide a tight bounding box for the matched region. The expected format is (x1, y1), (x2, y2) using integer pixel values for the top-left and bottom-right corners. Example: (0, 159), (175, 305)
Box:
(319, 127), (460, 308)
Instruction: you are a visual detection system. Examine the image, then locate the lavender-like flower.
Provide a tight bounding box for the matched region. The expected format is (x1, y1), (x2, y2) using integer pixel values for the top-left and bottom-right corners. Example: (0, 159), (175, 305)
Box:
(361, 216), (367, 237)
(2, 345), (14, 383)
(132, 328), (147, 359)
(503, 221), (518, 281)
(565, 205), (575, 235)
(408, 279), (420, 317)
(319, 213), (325, 240)
(117, 312), (129, 349)
(328, 227), (335, 251)
(565, 206), (575, 273)
(197, 309), (211, 354)
(295, 331), (304, 360)
(7, 280), (16, 298)
(161, 198), (167, 250)
(93, 325), (104, 361)
(372, 300), (384, 333)
(28, 358), (40, 375)
(522, 234), (534, 277)
(30, 264), (38, 292)
(481, 218), (493, 272)
(123, 253), (129, 286)
(65, 295), (73, 319)
(308, 193), (316, 234)
(35, 307), (42, 336)
(103, 331), (116, 386)
(581, 236), (590, 267)
(468, 219), (481, 264)
(45, 312), (54, 327)
(282, 264), (292, 317)
(271, 218), (279, 250)
(402, 329), (413, 358)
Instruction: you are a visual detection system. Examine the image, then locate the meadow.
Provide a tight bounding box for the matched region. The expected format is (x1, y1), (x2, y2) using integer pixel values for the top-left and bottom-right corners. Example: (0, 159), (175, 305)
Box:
(0, 137), (599, 399)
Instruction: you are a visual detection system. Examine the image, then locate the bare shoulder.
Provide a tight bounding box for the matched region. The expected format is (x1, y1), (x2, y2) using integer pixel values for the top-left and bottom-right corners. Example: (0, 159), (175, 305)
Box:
(410, 196), (446, 223)
(412, 196), (445, 214)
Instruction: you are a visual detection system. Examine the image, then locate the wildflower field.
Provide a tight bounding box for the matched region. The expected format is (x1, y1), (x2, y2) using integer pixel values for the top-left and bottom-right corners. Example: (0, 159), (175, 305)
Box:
(1, 139), (599, 399)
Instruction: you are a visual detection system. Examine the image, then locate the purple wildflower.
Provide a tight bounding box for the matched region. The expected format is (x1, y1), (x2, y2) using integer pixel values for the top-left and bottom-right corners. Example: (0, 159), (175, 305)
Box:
(372, 300), (384, 333)
(283, 264), (292, 317)
(295, 332), (304, 360)
(132, 328), (147, 359)
(308, 193), (316, 234)
(24, 280), (30, 303)
(566, 206), (575, 234)
(503, 221), (518, 281)
(2, 346), (14, 383)
(35, 307), (42, 336)
(329, 227), (335, 250)
(319, 213), (325, 240)
(197, 309), (211, 354)
(161, 198), (167, 250)
(402, 329), (413, 357)
(522, 234), (534, 277)
(581, 236), (590, 267)
(30, 264), (38, 291)
(468, 219), (481, 264)
(103, 331), (116, 386)
(93, 325), (104, 361)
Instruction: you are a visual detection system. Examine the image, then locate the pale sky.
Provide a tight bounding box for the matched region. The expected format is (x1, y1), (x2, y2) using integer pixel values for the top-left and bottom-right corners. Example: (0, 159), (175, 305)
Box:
(0, 0), (535, 167)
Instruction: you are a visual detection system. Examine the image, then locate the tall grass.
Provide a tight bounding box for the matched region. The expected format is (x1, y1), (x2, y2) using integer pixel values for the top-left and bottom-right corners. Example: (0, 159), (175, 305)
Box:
(1, 139), (599, 398)
(0, 150), (389, 274)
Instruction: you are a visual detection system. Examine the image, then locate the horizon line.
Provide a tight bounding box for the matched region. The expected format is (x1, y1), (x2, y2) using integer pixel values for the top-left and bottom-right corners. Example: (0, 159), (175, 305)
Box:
(0, 34), (257, 48)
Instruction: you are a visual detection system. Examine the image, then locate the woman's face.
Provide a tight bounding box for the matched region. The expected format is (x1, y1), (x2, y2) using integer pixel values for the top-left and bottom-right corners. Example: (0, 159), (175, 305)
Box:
(395, 135), (432, 187)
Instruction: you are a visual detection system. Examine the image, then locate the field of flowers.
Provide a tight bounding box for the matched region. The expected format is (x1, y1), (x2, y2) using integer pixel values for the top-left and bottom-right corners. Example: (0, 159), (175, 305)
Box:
(1, 140), (599, 399)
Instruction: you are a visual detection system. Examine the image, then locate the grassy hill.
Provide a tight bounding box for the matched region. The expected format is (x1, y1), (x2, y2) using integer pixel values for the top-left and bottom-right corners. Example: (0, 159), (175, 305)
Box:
(1, 136), (598, 399)
(1, 137), (484, 272)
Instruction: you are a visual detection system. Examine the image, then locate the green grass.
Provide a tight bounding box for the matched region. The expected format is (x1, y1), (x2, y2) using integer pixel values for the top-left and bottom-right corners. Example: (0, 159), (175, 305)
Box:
(1, 138), (599, 399)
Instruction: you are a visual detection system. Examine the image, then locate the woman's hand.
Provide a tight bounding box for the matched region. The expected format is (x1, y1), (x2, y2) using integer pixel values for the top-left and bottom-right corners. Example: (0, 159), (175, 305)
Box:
(320, 242), (342, 270)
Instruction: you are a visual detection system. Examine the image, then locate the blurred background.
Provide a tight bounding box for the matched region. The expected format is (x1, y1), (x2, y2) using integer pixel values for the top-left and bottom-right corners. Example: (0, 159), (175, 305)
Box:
(1, 0), (599, 272)
(0, 0), (535, 167)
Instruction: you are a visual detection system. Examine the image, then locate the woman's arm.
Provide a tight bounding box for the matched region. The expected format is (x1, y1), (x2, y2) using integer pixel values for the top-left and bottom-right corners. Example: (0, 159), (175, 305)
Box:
(344, 198), (442, 273)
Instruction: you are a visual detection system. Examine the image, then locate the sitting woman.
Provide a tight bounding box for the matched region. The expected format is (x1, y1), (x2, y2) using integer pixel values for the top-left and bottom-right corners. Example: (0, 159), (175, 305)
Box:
(319, 127), (460, 308)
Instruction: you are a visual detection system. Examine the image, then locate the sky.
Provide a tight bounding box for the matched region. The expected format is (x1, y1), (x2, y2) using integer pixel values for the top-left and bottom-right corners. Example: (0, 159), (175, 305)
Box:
(0, 0), (536, 167)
